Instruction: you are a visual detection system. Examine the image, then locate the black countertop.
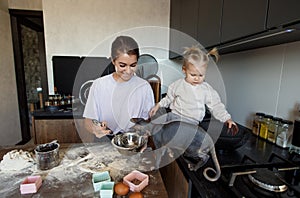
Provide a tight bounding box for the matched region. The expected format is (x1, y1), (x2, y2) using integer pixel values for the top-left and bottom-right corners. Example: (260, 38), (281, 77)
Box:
(32, 106), (84, 119)
(176, 131), (300, 197)
(33, 109), (73, 118)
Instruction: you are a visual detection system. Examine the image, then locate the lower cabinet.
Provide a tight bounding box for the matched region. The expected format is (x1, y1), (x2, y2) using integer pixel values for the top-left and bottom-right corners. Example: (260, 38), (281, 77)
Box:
(33, 118), (84, 144)
(160, 160), (189, 198)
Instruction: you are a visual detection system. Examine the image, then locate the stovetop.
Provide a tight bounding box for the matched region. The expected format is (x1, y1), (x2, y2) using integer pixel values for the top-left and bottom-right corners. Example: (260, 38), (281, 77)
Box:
(176, 131), (300, 198)
(220, 152), (300, 198)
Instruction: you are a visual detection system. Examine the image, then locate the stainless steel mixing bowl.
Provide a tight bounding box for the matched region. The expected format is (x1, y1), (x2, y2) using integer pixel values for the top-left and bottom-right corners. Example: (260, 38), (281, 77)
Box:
(111, 132), (147, 155)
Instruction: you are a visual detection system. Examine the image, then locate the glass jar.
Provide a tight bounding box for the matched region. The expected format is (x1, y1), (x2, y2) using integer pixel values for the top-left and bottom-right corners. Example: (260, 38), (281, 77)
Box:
(252, 112), (265, 136)
(259, 115), (273, 139)
(66, 95), (72, 105)
(267, 117), (282, 143)
(276, 120), (293, 148)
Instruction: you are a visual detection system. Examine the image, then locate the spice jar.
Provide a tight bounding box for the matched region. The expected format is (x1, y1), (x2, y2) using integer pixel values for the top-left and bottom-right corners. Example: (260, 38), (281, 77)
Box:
(259, 115), (273, 139)
(252, 112), (265, 136)
(276, 120), (293, 148)
(267, 117), (282, 143)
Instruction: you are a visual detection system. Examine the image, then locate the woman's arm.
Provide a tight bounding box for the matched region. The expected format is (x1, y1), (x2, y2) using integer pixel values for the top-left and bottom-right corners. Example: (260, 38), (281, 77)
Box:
(84, 118), (111, 138)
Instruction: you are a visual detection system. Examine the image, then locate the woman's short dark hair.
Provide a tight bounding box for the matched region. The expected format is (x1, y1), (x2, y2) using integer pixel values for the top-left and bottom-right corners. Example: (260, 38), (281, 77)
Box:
(111, 36), (140, 60)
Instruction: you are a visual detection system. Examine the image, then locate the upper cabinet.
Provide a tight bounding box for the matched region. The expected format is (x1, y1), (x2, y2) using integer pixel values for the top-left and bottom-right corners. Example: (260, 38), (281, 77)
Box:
(169, 0), (221, 58)
(197, 0), (222, 47)
(169, 0), (199, 58)
(267, 0), (300, 28)
(169, 0), (300, 56)
(221, 0), (268, 43)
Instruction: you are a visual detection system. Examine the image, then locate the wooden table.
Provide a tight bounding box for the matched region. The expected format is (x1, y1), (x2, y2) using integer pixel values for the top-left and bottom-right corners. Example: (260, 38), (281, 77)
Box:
(0, 143), (168, 198)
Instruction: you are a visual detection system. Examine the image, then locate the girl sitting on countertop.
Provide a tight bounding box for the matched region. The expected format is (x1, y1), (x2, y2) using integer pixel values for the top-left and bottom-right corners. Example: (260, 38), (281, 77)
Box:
(149, 46), (238, 135)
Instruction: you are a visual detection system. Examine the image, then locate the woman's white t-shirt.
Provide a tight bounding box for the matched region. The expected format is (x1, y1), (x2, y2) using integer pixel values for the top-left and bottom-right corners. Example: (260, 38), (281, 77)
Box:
(83, 74), (154, 133)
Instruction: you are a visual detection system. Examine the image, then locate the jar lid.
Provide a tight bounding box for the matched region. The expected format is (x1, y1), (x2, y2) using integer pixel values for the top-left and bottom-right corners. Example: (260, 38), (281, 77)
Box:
(256, 112), (265, 116)
(273, 117), (283, 121)
(265, 115), (273, 119)
(281, 120), (293, 125)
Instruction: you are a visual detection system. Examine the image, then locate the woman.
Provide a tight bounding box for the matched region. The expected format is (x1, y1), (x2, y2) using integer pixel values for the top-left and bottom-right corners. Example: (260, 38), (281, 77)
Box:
(83, 36), (155, 139)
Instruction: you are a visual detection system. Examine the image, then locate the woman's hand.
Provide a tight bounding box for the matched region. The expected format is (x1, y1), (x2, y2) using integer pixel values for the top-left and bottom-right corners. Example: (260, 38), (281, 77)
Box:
(149, 104), (160, 117)
(84, 119), (111, 138)
(225, 119), (239, 135)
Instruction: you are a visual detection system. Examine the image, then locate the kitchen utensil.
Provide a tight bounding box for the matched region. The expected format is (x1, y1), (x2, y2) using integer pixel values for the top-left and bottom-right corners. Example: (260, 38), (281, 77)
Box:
(79, 80), (94, 105)
(92, 171), (111, 192)
(123, 170), (149, 192)
(111, 133), (147, 156)
(136, 54), (158, 79)
(35, 140), (60, 170)
(130, 118), (151, 124)
(20, 176), (42, 194)
(92, 119), (112, 134)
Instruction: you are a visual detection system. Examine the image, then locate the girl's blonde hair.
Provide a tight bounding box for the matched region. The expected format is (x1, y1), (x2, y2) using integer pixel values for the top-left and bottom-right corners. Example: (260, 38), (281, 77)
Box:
(182, 46), (219, 69)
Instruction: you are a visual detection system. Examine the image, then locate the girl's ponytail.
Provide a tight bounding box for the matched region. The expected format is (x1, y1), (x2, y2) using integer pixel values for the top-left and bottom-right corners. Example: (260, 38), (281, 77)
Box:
(207, 47), (219, 62)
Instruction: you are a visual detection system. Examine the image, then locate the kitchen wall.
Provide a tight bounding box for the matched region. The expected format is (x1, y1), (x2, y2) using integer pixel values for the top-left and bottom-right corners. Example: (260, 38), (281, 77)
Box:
(8, 0), (42, 10)
(3, 0), (300, 145)
(1, 0), (170, 145)
(158, 41), (300, 132)
(219, 41), (300, 129)
(0, 0), (21, 145)
(42, 0), (170, 94)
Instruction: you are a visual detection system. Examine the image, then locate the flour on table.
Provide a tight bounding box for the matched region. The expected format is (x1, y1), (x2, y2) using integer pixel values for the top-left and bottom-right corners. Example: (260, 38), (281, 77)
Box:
(0, 143), (157, 197)
(0, 149), (34, 171)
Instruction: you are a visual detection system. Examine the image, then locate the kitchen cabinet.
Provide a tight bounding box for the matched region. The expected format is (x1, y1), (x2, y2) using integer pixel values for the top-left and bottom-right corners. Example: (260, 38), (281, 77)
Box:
(32, 110), (95, 144)
(197, 0), (222, 48)
(160, 160), (189, 198)
(169, 0), (300, 55)
(170, 0), (198, 39)
(220, 0), (268, 43)
(33, 118), (82, 144)
(267, 0), (300, 28)
(169, 0), (199, 58)
(169, 0), (221, 58)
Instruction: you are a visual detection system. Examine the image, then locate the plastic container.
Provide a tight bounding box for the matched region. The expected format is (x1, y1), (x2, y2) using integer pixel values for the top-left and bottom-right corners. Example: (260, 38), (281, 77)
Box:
(252, 112), (265, 136)
(259, 115), (273, 139)
(20, 176), (42, 194)
(99, 182), (114, 198)
(267, 117), (282, 143)
(92, 171), (111, 192)
(123, 170), (149, 192)
(276, 120), (293, 148)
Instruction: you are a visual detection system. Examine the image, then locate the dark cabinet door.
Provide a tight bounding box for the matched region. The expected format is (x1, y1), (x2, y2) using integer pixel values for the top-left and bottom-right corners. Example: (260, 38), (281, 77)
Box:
(169, 0), (199, 58)
(221, 0), (268, 43)
(197, 0), (222, 48)
(170, 0), (199, 38)
(267, 0), (300, 28)
(179, 0), (199, 39)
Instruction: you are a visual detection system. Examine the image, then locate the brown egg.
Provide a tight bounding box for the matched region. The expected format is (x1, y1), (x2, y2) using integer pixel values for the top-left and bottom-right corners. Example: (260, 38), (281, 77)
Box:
(129, 192), (144, 198)
(114, 182), (129, 196)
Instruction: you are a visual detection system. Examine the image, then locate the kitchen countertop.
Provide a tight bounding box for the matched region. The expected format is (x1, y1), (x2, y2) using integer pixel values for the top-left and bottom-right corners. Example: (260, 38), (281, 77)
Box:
(0, 142), (168, 198)
(32, 108), (83, 119)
